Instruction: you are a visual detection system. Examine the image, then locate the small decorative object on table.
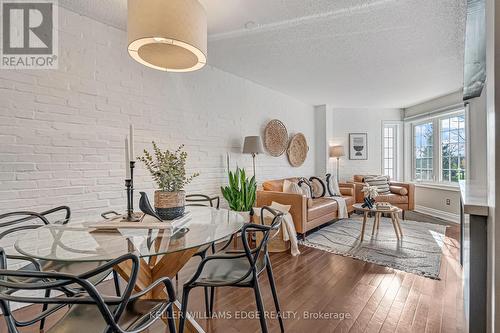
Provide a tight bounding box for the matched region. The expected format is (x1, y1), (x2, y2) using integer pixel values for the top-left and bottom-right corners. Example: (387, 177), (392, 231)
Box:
(361, 184), (378, 209)
(375, 202), (392, 211)
(139, 142), (199, 220)
(221, 167), (256, 221)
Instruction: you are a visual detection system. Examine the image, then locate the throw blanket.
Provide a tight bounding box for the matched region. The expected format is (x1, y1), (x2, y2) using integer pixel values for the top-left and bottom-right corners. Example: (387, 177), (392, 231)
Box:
(256, 208), (300, 256)
(281, 214), (300, 256)
(326, 196), (348, 219)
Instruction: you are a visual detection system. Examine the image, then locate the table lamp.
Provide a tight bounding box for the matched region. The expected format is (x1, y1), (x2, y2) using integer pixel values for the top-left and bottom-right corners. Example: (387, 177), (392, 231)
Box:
(329, 145), (345, 182)
(242, 136), (264, 177)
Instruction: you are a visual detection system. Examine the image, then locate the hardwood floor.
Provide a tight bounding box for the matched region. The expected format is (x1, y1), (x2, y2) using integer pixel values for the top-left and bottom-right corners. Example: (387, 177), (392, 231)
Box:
(1, 222), (465, 333)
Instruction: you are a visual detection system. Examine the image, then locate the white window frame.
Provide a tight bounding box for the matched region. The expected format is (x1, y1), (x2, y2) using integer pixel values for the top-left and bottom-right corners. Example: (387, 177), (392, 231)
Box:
(409, 109), (467, 186)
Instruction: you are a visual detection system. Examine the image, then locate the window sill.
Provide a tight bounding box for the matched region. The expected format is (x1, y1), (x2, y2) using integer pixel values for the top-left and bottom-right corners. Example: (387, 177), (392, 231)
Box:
(411, 182), (461, 192)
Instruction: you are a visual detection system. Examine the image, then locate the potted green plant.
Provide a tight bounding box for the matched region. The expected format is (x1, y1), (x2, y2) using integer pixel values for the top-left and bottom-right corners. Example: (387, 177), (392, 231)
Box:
(139, 142), (199, 220)
(221, 167), (257, 220)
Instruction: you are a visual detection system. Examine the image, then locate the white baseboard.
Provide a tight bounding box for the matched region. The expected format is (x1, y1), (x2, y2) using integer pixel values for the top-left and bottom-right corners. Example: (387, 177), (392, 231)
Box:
(414, 205), (460, 224)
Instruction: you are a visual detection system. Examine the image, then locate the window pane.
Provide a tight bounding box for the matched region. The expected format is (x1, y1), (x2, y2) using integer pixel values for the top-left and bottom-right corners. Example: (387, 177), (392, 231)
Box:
(460, 157), (466, 169)
(383, 124), (397, 179)
(451, 170), (458, 182)
(439, 113), (466, 183)
(443, 157), (449, 169)
(413, 122), (433, 181)
(443, 170), (450, 182)
(441, 131), (449, 143)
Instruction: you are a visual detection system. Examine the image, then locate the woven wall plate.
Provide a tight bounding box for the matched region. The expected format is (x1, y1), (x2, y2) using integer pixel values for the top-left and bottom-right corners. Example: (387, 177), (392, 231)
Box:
(264, 119), (288, 157)
(287, 133), (309, 167)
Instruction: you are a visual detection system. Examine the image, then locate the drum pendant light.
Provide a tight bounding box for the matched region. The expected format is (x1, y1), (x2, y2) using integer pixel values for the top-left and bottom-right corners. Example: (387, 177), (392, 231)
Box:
(127, 0), (207, 72)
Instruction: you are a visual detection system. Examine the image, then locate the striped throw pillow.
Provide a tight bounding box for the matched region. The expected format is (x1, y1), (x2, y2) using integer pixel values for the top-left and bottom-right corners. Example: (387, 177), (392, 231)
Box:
(364, 176), (390, 194)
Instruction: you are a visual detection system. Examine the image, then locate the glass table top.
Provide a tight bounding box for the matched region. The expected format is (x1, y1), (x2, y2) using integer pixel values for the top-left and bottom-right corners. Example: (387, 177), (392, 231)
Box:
(15, 206), (244, 263)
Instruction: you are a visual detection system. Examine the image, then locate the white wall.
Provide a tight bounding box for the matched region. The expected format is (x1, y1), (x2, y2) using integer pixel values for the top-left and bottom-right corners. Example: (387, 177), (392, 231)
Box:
(0, 8), (316, 221)
(330, 108), (402, 181)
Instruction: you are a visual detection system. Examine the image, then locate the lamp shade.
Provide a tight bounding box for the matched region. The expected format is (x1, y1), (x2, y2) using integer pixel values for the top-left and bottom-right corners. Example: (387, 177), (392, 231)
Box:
(329, 145), (345, 158)
(242, 136), (264, 154)
(127, 0), (207, 72)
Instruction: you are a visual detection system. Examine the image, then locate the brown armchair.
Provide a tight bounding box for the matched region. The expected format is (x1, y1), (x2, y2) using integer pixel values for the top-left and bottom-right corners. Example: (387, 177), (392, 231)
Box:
(351, 175), (415, 219)
(256, 178), (355, 240)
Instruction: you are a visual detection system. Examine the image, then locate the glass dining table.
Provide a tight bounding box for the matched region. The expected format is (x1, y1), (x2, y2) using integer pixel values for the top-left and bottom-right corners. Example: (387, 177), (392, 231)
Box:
(14, 206), (245, 333)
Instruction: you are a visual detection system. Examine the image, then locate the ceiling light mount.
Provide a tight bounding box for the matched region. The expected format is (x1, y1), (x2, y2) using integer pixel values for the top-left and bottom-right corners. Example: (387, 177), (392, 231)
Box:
(127, 0), (207, 72)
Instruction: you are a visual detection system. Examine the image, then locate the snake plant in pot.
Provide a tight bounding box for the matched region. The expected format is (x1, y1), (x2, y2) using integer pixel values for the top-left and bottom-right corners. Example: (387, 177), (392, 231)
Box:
(221, 167), (256, 220)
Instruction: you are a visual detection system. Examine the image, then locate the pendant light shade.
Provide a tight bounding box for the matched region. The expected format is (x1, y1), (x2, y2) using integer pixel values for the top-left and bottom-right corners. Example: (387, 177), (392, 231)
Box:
(127, 0), (207, 72)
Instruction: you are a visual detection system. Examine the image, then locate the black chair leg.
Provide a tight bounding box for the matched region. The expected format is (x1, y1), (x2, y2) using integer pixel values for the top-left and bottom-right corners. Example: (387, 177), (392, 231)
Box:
(175, 273), (179, 294)
(209, 286), (215, 315)
(253, 280), (268, 333)
(166, 303), (176, 333)
(112, 270), (121, 297)
(179, 287), (191, 333)
(204, 286), (210, 317)
(39, 288), (51, 332)
(266, 261), (284, 332)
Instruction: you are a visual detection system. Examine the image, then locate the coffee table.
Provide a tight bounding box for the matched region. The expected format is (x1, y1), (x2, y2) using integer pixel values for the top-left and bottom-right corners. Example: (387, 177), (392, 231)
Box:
(352, 203), (403, 241)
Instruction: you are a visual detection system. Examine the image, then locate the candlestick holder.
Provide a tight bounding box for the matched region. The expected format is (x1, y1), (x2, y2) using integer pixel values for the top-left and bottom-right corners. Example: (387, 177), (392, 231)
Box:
(124, 161), (140, 222)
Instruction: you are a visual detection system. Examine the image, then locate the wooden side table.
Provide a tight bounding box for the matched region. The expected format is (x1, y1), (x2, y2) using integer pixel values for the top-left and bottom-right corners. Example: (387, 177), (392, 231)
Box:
(352, 203), (403, 241)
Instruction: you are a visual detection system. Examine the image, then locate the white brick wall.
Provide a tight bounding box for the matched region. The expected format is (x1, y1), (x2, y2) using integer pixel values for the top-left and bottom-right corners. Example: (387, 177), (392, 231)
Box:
(0, 8), (316, 222)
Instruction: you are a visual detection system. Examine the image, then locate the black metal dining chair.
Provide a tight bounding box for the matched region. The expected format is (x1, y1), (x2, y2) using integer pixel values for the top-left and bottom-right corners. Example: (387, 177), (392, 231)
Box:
(184, 194), (222, 316)
(0, 207), (120, 331)
(0, 250), (177, 333)
(179, 206), (285, 333)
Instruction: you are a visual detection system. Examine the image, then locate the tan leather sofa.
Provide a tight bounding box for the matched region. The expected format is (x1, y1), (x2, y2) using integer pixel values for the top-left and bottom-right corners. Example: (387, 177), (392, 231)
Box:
(256, 178), (356, 240)
(351, 175), (415, 218)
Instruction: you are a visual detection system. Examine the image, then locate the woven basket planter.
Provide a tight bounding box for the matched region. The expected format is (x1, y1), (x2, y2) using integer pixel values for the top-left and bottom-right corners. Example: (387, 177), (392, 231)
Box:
(154, 190), (185, 220)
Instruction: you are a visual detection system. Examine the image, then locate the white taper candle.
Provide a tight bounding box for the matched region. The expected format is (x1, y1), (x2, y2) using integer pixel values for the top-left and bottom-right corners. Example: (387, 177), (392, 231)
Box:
(125, 137), (131, 179)
(129, 124), (135, 161)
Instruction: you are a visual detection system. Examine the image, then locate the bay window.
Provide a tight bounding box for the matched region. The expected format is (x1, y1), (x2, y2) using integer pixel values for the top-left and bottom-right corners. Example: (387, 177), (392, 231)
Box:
(410, 110), (466, 184)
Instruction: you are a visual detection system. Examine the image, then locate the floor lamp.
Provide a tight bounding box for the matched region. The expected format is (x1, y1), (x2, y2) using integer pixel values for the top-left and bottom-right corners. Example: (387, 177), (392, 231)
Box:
(329, 145), (345, 182)
(243, 136), (264, 178)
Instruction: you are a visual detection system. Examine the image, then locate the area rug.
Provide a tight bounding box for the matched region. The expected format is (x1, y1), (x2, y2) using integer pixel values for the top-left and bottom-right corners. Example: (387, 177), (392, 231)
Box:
(300, 217), (447, 279)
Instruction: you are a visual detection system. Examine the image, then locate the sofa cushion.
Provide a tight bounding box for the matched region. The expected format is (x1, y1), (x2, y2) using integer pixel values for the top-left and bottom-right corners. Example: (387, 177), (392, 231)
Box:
(263, 179), (285, 192)
(375, 193), (408, 204)
(307, 198), (337, 221)
(389, 185), (408, 196)
(263, 178), (300, 192)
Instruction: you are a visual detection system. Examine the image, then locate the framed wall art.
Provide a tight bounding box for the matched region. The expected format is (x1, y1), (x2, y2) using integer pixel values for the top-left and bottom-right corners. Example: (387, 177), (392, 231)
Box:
(349, 133), (368, 160)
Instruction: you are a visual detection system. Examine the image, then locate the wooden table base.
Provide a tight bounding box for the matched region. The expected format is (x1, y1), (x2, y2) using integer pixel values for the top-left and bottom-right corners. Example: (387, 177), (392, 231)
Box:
(114, 247), (204, 333)
(360, 211), (403, 242)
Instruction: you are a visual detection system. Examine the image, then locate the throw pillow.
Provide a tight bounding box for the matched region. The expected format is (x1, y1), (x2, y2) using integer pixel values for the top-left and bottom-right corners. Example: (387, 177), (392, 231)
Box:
(365, 175), (391, 194)
(271, 201), (291, 213)
(283, 179), (302, 195)
(389, 185), (408, 196)
(298, 178), (313, 198)
(309, 177), (326, 198)
(325, 173), (341, 196)
(284, 178), (314, 207)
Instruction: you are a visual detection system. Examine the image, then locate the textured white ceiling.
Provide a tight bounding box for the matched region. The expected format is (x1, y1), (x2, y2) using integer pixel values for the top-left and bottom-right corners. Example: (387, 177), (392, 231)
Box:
(58, 0), (467, 108)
